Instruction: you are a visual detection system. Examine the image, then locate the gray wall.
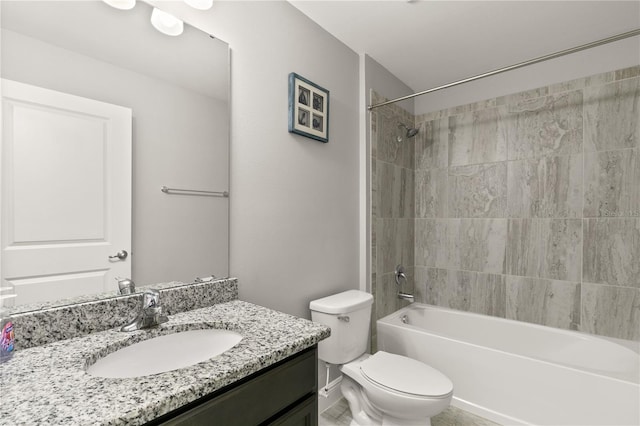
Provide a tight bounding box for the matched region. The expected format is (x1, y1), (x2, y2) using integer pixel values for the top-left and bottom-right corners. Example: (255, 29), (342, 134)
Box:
(372, 67), (639, 342)
(153, 1), (361, 319)
(1, 28), (229, 287)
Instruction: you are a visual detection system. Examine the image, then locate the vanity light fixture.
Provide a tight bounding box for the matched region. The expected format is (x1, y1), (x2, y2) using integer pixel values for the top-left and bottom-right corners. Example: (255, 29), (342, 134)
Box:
(150, 7), (184, 36)
(183, 0), (213, 11)
(102, 0), (136, 10)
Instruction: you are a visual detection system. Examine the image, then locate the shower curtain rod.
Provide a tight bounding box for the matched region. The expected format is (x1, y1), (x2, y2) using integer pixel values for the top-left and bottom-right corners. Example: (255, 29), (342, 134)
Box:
(367, 28), (640, 111)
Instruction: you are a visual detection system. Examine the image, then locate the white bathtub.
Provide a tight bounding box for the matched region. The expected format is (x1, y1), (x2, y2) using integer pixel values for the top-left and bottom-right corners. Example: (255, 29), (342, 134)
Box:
(377, 303), (640, 426)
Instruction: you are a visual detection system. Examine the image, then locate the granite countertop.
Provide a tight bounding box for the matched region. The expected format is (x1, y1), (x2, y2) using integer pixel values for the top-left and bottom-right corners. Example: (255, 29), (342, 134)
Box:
(0, 300), (330, 425)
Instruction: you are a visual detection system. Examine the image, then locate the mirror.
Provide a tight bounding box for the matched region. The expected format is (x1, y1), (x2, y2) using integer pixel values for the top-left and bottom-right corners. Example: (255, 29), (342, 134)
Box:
(1, 0), (229, 310)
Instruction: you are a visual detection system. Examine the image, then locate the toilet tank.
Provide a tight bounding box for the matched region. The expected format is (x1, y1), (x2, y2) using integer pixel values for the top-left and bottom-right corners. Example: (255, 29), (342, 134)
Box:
(309, 290), (373, 364)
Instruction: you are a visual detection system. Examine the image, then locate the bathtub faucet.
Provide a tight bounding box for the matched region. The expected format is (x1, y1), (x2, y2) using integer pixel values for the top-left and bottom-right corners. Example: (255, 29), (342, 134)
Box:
(397, 292), (414, 303)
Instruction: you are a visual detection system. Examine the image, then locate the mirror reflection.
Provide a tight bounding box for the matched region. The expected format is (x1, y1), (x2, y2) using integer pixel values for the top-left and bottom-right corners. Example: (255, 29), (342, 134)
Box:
(1, 0), (230, 309)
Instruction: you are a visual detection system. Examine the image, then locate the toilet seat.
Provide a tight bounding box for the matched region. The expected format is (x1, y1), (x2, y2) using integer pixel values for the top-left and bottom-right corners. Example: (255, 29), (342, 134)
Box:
(359, 351), (453, 398)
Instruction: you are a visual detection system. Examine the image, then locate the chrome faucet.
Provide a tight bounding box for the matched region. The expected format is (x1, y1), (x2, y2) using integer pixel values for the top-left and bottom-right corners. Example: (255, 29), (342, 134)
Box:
(120, 289), (169, 332)
(395, 265), (415, 302)
(397, 292), (415, 303)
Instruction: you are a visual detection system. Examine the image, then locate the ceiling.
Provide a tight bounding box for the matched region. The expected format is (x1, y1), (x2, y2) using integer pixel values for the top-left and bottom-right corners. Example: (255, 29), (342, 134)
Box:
(289, 1), (640, 94)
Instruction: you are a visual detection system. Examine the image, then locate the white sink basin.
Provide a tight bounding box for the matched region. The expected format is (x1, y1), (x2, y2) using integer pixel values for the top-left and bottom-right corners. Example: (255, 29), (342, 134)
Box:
(87, 329), (242, 378)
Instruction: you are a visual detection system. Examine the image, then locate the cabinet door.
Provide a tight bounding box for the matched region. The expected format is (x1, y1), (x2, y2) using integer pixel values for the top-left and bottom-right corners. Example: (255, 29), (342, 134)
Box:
(267, 394), (317, 426)
(156, 347), (317, 426)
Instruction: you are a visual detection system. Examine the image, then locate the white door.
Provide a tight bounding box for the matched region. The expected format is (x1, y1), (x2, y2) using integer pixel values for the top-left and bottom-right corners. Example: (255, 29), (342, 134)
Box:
(1, 79), (131, 306)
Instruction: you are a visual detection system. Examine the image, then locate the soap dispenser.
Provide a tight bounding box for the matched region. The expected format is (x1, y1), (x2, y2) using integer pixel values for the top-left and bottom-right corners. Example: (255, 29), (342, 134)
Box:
(0, 287), (16, 364)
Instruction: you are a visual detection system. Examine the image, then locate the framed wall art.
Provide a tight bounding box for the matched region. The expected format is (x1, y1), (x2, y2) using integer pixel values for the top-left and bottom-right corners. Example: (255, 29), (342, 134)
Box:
(288, 72), (329, 143)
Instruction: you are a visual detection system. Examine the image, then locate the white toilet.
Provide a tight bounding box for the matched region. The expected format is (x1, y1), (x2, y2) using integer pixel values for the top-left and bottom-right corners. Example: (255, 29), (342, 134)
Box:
(310, 290), (453, 426)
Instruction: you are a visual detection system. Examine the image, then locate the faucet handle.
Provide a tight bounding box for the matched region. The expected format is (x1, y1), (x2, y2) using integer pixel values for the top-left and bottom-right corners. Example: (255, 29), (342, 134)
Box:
(394, 265), (407, 285)
(116, 277), (135, 295)
(142, 289), (160, 309)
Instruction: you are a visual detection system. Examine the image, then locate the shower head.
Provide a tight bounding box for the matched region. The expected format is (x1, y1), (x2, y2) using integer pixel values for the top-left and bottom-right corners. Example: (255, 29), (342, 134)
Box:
(397, 123), (419, 141)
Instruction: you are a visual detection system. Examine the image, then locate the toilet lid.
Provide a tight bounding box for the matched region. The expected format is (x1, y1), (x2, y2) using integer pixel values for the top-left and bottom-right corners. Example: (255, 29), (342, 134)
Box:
(360, 351), (453, 397)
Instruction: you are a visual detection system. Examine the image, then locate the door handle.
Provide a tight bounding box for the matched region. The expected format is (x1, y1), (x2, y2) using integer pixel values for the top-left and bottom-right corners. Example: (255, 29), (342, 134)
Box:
(109, 250), (128, 261)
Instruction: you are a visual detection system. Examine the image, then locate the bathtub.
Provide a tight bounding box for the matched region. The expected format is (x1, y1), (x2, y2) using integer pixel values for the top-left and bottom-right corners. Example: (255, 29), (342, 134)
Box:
(377, 303), (640, 426)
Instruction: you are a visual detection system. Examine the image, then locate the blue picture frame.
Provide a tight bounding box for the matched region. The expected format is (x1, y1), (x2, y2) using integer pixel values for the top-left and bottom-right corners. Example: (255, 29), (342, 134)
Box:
(288, 72), (329, 143)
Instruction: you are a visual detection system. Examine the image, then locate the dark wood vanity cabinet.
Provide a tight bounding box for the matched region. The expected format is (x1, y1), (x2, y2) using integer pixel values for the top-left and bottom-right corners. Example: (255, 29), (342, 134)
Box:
(151, 345), (318, 426)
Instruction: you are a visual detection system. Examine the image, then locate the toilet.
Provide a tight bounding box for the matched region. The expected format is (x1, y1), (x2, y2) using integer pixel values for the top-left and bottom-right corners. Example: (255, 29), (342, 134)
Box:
(310, 290), (453, 426)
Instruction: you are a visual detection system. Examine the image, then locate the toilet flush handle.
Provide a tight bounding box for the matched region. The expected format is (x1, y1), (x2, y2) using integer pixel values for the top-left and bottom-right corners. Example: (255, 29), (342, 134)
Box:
(338, 315), (350, 322)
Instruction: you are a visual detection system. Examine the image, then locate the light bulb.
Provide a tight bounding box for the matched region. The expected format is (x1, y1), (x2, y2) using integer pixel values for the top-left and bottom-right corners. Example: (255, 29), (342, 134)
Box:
(184, 0), (213, 10)
(102, 0), (136, 10)
(150, 8), (184, 37)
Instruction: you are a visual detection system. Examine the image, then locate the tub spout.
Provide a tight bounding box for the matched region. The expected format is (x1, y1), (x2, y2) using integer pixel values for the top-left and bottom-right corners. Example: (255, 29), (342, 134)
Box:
(397, 292), (414, 302)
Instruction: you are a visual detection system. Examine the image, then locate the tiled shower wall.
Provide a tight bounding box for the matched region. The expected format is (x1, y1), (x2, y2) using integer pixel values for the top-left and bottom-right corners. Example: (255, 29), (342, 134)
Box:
(371, 66), (640, 343)
(370, 91), (414, 349)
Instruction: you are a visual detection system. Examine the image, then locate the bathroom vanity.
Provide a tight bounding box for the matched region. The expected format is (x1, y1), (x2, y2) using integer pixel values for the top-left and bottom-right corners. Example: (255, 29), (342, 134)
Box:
(154, 346), (318, 425)
(0, 279), (330, 425)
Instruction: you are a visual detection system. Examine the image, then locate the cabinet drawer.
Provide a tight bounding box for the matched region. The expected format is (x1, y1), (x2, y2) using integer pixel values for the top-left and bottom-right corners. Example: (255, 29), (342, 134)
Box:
(156, 346), (317, 426)
(267, 394), (317, 426)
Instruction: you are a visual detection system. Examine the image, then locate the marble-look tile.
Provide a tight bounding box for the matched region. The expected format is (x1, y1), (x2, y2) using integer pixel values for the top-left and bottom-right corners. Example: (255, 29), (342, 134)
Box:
(584, 148), (640, 218)
(503, 90), (583, 161)
(450, 219), (507, 274)
(448, 162), (507, 218)
(375, 104), (414, 169)
(370, 272), (377, 349)
(548, 71), (614, 94)
(376, 218), (414, 275)
(370, 331), (377, 354)
(370, 110), (378, 160)
(583, 218), (640, 288)
(539, 219), (582, 282)
(496, 86), (550, 107)
(506, 276), (580, 330)
(371, 157), (378, 215)
(415, 267), (447, 305)
(507, 155), (582, 218)
(415, 168), (447, 218)
(506, 219), (582, 282)
(370, 273), (376, 300)
(371, 195), (377, 271)
(506, 219), (539, 278)
(415, 118), (448, 170)
(448, 98), (499, 118)
(375, 272), (396, 320)
(375, 271), (412, 320)
(415, 109), (446, 124)
(584, 77), (639, 152)
(378, 162), (414, 218)
(615, 66), (640, 81)
(437, 270), (506, 317)
(415, 219), (449, 268)
(414, 266), (426, 303)
(581, 283), (640, 341)
(448, 107), (507, 166)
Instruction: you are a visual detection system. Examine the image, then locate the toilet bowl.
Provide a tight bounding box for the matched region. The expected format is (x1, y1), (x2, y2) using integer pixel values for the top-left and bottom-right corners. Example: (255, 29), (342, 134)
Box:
(340, 352), (453, 426)
(309, 290), (453, 426)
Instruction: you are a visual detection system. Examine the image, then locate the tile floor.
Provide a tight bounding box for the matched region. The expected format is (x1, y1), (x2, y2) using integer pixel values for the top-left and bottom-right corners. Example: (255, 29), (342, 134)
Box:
(319, 398), (501, 426)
